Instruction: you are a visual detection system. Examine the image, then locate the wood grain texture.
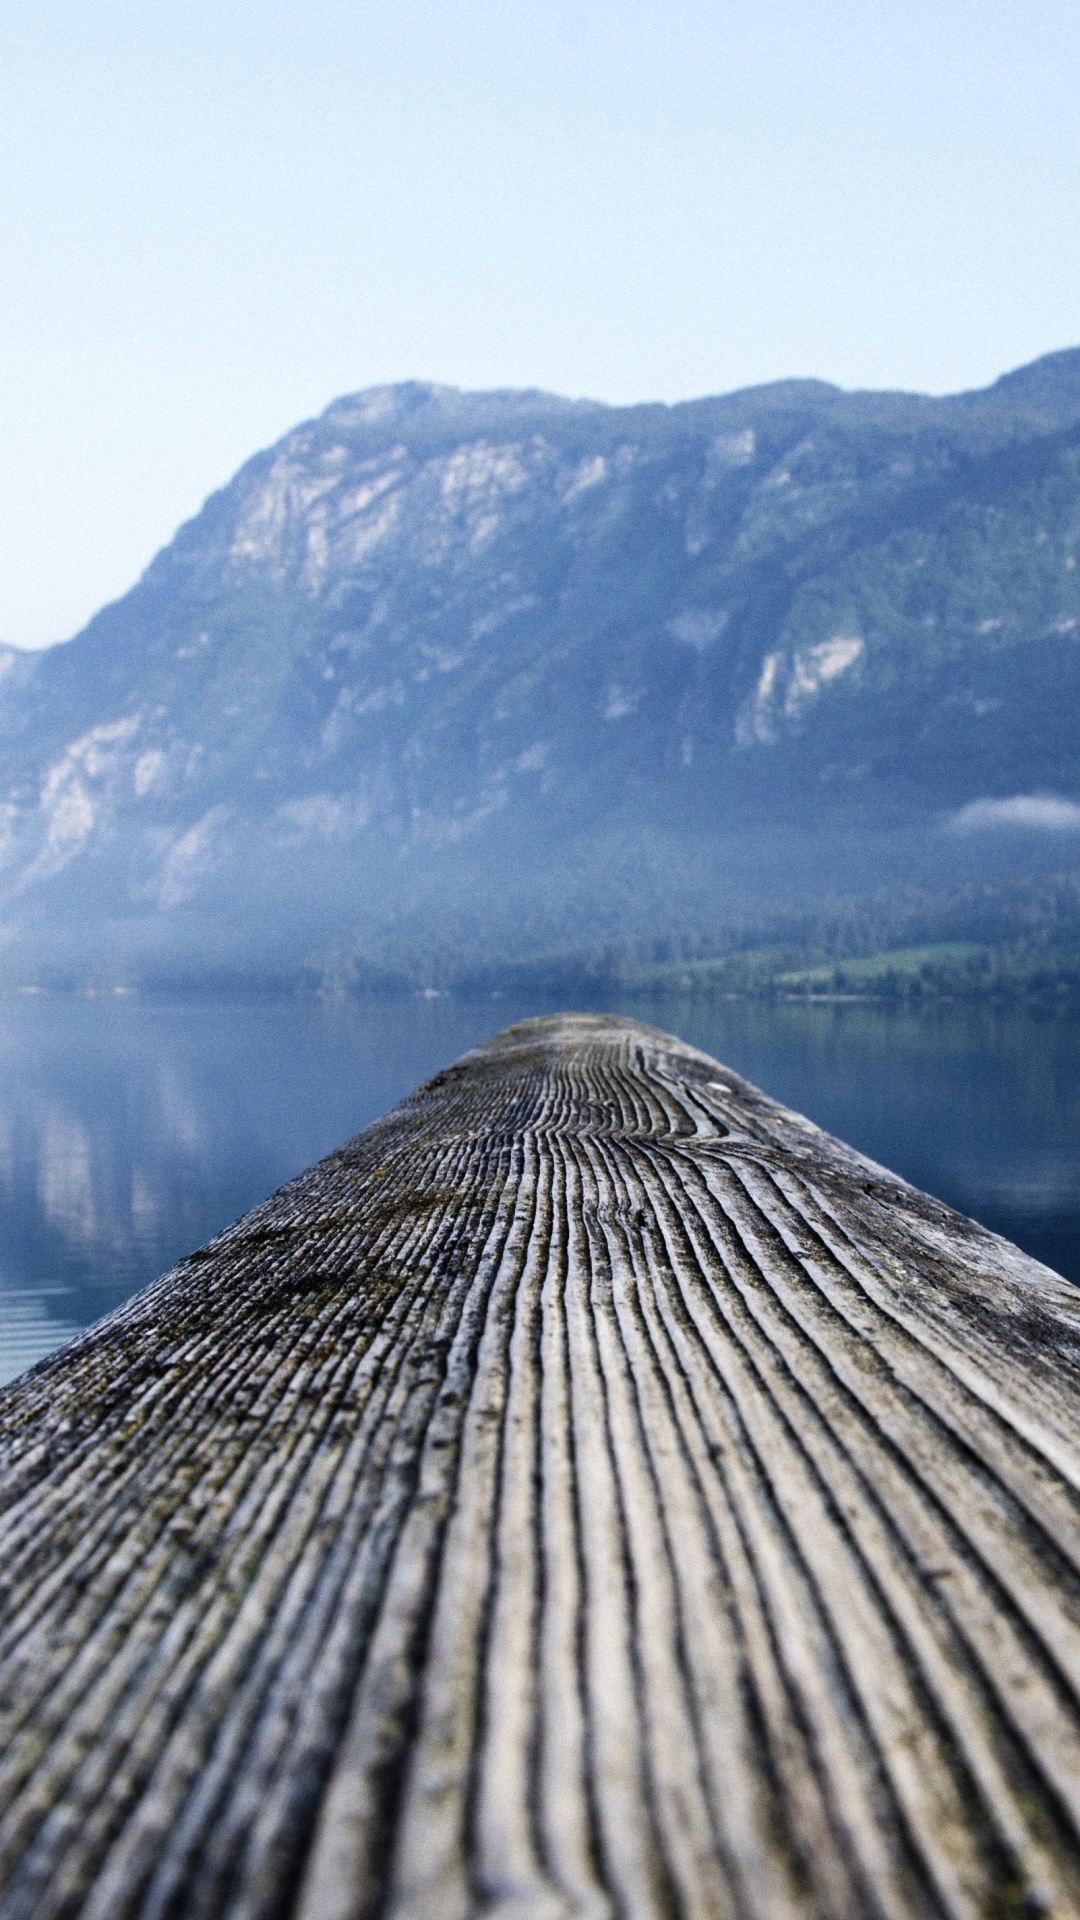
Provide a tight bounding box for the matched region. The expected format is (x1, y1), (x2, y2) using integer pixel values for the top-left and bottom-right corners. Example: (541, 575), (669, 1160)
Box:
(4, 1012), (1080, 1919)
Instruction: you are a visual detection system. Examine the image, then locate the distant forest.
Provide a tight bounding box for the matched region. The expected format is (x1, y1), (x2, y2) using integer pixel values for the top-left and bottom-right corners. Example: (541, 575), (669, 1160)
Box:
(446, 874), (1080, 1007)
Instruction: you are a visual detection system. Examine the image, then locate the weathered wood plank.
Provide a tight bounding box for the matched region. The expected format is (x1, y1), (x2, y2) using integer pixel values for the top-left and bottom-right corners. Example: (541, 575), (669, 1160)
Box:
(3, 1011), (1080, 1917)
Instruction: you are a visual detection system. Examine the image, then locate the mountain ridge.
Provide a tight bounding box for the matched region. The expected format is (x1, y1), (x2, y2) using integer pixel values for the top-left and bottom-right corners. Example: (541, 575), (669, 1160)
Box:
(3, 347), (1080, 989)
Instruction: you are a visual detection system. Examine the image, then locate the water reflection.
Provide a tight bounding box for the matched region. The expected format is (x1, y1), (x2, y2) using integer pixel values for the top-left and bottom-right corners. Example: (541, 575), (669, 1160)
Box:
(0, 992), (550, 1384)
(1, 991), (1079, 1385)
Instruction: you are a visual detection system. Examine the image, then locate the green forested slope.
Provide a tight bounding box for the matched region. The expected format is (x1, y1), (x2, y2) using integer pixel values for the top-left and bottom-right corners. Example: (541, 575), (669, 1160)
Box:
(2, 350), (1080, 986)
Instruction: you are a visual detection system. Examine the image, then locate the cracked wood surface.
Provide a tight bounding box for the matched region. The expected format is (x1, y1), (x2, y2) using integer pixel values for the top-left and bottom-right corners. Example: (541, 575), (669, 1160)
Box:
(3, 1012), (1080, 1918)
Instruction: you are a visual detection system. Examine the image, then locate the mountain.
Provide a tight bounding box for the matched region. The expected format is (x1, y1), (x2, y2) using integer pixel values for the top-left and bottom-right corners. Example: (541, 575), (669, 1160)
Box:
(5, 350), (1080, 989)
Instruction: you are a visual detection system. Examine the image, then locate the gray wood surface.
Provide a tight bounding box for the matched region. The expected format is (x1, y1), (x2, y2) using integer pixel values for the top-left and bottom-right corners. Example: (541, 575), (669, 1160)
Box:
(3, 1012), (1080, 1918)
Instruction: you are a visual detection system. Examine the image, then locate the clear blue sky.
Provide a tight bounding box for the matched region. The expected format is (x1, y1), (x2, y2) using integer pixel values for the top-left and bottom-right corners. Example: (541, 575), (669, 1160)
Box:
(2, 0), (1079, 649)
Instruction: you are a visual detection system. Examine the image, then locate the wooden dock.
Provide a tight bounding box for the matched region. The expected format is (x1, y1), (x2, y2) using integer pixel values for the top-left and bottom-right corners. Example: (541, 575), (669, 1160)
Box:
(4, 1012), (1080, 1918)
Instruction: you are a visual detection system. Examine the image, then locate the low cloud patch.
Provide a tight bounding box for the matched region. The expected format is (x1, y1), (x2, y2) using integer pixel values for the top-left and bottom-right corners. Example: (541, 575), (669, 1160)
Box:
(949, 794), (1080, 833)
(666, 609), (729, 650)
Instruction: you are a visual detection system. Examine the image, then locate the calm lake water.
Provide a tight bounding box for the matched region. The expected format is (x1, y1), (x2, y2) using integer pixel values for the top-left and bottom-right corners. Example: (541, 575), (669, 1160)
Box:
(1, 990), (1078, 1386)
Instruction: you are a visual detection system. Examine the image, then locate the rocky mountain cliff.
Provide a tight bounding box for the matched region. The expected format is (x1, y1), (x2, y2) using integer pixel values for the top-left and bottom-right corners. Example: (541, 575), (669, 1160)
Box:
(5, 350), (1080, 987)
